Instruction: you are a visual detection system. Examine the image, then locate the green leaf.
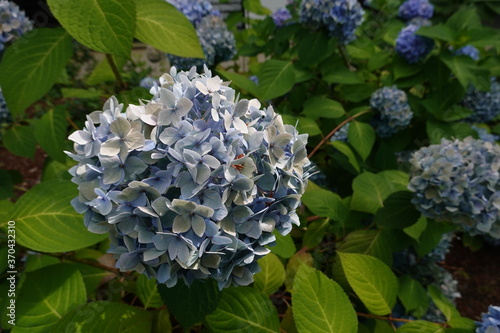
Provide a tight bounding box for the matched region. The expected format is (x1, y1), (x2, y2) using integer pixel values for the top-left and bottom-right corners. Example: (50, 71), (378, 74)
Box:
(298, 32), (334, 65)
(15, 264), (86, 331)
(34, 107), (67, 163)
(323, 63), (363, 85)
(0, 200), (14, 228)
(426, 120), (476, 144)
(302, 96), (345, 119)
(8, 180), (107, 252)
(0, 28), (72, 116)
(217, 70), (258, 96)
(42, 159), (73, 182)
(293, 265), (358, 333)
(302, 187), (346, 221)
(206, 287), (279, 333)
(61, 88), (103, 99)
(47, 0), (134, 57)
(158, 279), (221, 330)
(86, 56), (127, 85)
(51, 301), (153, 333)
(404, 216), (428, 241)
(396, 320), (445, 333)
(338, 252), (398, 315)
(137, 275), (163, 309)
(303, 218), (330, 249)
(351, 171), (408, 214)
(393, 57), (424, 80)
(151, 308), (172, 333)
(254, 253), (286, 295)
(331, 141), (360, 173)
(282, 115), (322, 137)
(398, 276), (429, 317)
(440, 52), (490, 90)
(285, 250), (314, 292)
(243, 0), (271, 15)
(374, 191), (421, 229)
(270, 230), (296, 259)
(348, 121), (375, 161)
(446, 8), (481, 33)
(257, 60), (296, 100)
(427, 285), (470, 327)
(0, 170), (13, 199)
(368, 50), (392, 71)
(3, 124), (37, 158)
(416, 24), (455, 41)
(134, 0), (203, 58)
(412, 221), (455, 257)
(70, 263), (110, 296)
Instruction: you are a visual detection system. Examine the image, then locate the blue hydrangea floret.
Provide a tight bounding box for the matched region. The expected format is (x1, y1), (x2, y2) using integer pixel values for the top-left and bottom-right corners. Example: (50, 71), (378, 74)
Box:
(67, 66), (311, 289)
(0, 87), (11, 127)
(330, 122), (350, 142)
(409, 137), (500, 239)
(299, 0), (365, 44)
(395, 19), (434, 63)
(370, 86), (413, 138)
(272, 8), (293, 27)
(462, 78), (500, 123)
(476, 305), (500, 333)
(453, 45), (480, 61)
(398, 0), (434, 21)
(166, 0), (216, 25)
(0, 0), (33, 52)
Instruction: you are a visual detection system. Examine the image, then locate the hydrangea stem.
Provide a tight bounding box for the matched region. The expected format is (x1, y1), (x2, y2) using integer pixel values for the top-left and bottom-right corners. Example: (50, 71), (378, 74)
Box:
(106, 54), (125, 91)
(356, 312), (449, 327)
(41, 251), (121, 274)
(307, 109), (371, 159)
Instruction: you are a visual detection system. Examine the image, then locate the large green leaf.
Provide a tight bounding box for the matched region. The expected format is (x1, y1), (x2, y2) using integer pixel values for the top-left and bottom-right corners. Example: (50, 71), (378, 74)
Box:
(254, 253), (286, 295)
(137, 275), (163, 309)
(285, 250), (314, 292)
(303, 218), (330, 249)
(206, 287), (280, 333)
(348, 121), (375, 161)
(293, 265), (357, 333)
(351, 171), (409, 214)
(301, 186), (346, 221)
(47, 0), (134, 57)
(396, 321), (445, 333)
(398, 275), (429, 317)
(158, 279), (221, 330)
(257, 60), (296, 100)
(427, 285), (474, 329)
(34, 107), (67, 163)
(282, 115), (322, 137)
(0, 28), (72, 116)
(412, 221), (455, 257)
(15, 264), (86, 331)
(134, 0), (203, 58)
(302, 96), (345, 119)
(331, 141), (361, 173)
(374, 191), (421, 229)
(50, 301), (153, 333)
(440, 52), (489, 91)
(86, 56), (127, 85)
(217, 70), (258, 96)
(270, 230), (297, 259)
(2, 124), (36, 158)
(338, 252), (398, 315)
(243, 0), (271, 15)
(8, 180), (107, 252)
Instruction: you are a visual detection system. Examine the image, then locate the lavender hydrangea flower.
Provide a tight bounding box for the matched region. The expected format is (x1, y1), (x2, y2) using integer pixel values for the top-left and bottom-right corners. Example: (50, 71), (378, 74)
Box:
(370, 86), (413, 138)
(67, 66), (311, 289)
(453, 45), (480, 61)
(139, 76), (158, 91)
(398, 0), (434, 21)
(168, 15), (236, 70)
(0, 0), (33, 53)
(272, 8), (292, 28)
(299, 0), (365, 44)
(462, 78), (500, 123)
(476, 306), (500, 333)
(395, 19), (434, 63)
(409, 137), (500, 239)
(166, 0), (215, 25)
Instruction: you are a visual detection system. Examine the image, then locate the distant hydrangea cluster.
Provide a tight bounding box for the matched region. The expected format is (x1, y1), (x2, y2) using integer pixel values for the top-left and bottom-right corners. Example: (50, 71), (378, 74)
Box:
(139, 77), (158, 91)
(330, 123), (350, 142)
(168, 15), (236, 70)
(0, 87), (11, 127)
(67, 66), (311, 289)
(408, 137), (500, 239)
(395, 18), (434, 63)
(462, 78), (500, 123)
(369, 86), (413, 138)
(299, 0), (365, 44)
(472, 126), (499, 143)
(166, 0), (216, 25)
(453, 45), (480, 61)
(476, 306), (500, 333)
(0, 0), (33, 53)
(398, 0), (434, 21)
(272, 8), (293, 27)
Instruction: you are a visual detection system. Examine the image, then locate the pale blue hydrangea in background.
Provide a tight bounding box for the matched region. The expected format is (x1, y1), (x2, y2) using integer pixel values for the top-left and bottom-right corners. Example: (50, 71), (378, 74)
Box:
(67, 66), (311, 289)
(409, 137), (500, 239)
(166, 0), (216, 25)
(330, 122), (350, 142)
(272, 8), (293, 27)
(249, 75), (259, 85)
(463, 78), (500, 123)
(453, 45), (480, 61)
(0, 87), (11, 126)
(395, 19), (434, 63)
(168, 15), (236, 70)
(139, 77), (158, 91)
(476, 306), (500, 333)
(0, 0), (33, 53)
(472, 126), (499, 143)
(398, 0), (434, 21)
(370, 86), (413, 138)
(299, 0), (365, 44)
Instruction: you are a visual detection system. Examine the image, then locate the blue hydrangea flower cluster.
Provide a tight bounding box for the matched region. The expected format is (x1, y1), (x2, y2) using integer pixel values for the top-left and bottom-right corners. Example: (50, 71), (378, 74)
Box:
(299, 0), (365, 44)
(0, 0), (33, 53)
(67, 66), (311, 289)
(408, 137), (500, 239)
(272, 8), (293, 27)
(476, 306), (500, 333)
(453, 45), (480, 61)
(139, 77), (158, 91)
(462, 78), (500, 123)
(0, 87), (11, 127)
(166, 0), (216, 25)
(395, 19), (434, 63)
(398, 0), (434, 21)
(330, 123), (350, 142)
(472, 126), (499, 143)
(369, 86), (413, 138)
(168, 15), (236, 70)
